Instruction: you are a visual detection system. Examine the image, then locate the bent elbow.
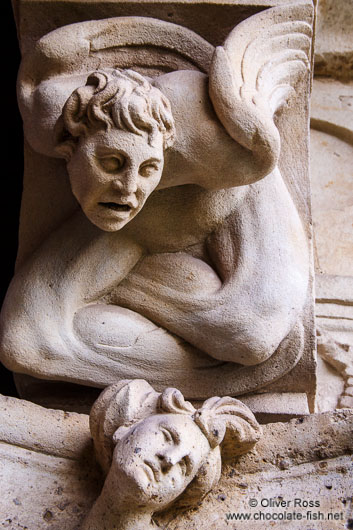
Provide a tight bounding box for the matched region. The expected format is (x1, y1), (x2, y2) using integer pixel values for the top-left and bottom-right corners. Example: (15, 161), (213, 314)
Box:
(0, 291), (51, 377)
(214, 334), (277, 365)
(0, 315), (37, 375)
(204, 316), (289, 366)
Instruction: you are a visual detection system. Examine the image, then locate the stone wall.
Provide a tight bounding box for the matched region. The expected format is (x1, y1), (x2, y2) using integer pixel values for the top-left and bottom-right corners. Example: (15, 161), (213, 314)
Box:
(311, 0), (353, 413)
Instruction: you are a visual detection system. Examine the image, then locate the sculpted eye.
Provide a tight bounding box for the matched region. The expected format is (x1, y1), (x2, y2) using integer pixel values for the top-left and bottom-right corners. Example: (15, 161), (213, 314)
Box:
(139, 163), (159, 177)
(161, 428), (173, 443)
(98, 154), (125, 173)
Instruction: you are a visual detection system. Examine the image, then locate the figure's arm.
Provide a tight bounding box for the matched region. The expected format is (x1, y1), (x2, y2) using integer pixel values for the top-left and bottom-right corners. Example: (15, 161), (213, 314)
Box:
(0, 211), (145, 382)
(113, 169), (309, 365)
(154, 5), (312, 192)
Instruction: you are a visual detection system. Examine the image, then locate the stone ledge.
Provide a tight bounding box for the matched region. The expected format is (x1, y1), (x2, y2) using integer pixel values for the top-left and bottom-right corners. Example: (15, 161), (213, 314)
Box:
(0, 396), (351, 528)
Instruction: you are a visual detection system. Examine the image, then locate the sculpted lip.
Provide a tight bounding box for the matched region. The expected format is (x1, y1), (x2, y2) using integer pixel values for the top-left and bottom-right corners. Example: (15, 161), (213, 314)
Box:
(143, 460), (161, 482)
(99, 202), (132, 213)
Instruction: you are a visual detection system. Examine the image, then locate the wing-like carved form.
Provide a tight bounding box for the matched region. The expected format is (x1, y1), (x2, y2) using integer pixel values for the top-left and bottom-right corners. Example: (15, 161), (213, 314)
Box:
(209, 5), (312, 180)
(18, 16), (214, 158)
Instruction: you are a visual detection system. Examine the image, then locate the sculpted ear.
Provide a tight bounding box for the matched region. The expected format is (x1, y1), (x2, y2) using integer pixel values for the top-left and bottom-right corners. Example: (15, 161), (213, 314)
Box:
(193, 396), (262, 461)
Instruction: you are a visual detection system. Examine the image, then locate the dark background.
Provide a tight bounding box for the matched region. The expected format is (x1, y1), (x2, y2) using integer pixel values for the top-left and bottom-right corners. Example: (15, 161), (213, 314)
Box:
(1, 2), (23, 396)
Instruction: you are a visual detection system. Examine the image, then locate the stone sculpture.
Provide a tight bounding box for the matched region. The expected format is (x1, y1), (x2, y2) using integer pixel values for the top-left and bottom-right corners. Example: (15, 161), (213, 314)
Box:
(0, 5), (313, 398)
(2, 2), (353, 528)
(81, 379), (262, 529)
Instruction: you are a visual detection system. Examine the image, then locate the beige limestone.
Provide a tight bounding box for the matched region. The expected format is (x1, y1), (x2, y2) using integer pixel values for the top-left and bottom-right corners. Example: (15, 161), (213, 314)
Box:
(0, 394), (102, 529)
(0, 2), (351, 529)
(82, 380), (262, 529)
(13, 0), (314, 54)
(317, 327), (353, 410)
(1, 394), (352, 529)
(0, 393), (90, 458)
(309, 77), (353, 413)
(10, 373), (312, 420)
(0, 2), (316, 407)
(240, 392), (310, 423)
(311, 78), (353, 142)
(310, 79), (353, 278)
(315, 275), (353, 412)
(316, 355), (346, 412)
(314, 0), (353, 80)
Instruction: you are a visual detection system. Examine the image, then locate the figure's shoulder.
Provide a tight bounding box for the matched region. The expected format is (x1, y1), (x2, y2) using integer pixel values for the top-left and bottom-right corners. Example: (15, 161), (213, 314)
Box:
(152, 70), (234, 189)
(153, 70), (211, 115)
(153, 69), (207, 89)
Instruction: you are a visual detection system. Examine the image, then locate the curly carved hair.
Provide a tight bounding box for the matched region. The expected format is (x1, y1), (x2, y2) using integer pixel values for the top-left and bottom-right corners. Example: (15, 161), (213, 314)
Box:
(90, 380), (262, 510)
(55, 69), (176, 160)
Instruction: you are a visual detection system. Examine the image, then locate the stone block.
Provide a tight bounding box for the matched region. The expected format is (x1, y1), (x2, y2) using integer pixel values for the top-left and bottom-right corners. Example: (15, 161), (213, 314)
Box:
(1, 0), (316, 411)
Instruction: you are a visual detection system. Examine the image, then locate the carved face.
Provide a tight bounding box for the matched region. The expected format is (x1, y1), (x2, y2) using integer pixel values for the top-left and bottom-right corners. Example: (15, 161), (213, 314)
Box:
(67, 128), (164, 231)
(112, 414), (210, 509)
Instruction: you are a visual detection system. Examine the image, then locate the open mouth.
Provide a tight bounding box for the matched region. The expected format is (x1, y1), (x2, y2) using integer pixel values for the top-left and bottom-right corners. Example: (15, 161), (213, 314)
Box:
(99, 202), (132, 213)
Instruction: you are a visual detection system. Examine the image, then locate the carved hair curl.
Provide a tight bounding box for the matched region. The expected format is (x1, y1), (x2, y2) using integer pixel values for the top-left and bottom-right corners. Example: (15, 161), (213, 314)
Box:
(55, 69), (176, 160)
(90, 380), (262, 509)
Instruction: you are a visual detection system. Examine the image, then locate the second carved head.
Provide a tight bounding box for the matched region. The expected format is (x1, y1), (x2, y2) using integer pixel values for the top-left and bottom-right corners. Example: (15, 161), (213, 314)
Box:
(90, 380), (262, 513)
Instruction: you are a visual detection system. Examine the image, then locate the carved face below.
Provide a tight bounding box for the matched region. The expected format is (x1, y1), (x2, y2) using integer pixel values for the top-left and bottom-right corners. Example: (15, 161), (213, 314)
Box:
(112, 414), (210, 509)
(67, 129), (164, 231)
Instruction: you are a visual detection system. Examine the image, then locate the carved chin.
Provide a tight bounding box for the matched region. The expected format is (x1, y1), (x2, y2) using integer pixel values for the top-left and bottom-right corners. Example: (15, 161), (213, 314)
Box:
(117, 465), (159, 506)
(118, 464), (186, 509)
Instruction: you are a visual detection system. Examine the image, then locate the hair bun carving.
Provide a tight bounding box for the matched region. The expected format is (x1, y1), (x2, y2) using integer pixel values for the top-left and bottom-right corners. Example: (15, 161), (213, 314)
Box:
(193, 396), (262, 460)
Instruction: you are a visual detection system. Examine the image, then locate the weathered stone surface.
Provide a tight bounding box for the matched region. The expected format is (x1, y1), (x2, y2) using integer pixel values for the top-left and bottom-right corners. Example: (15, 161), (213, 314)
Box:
(240, 392), (310, 423)
(310, 77), (353, 413)
(13, 0), (313, 52)
(0, 1), (316, 410)
(317, 323), (353, 412)
(159, 455), (353, 529)
(310, 79), (353, 288)
(316, 355), (345, 412)
(157, 411), (353, 529)
(82, 380), (262, 529)
(0, 395), (102, 529)
(0, 395), (352, 529)
(0, 394), (91, 458)
(314, 0), (353, 80)
(311, 78), (353, 140)
(310, 79), (353, 278)
(0, 2), (351, 529)
(314, 276), (353, 413)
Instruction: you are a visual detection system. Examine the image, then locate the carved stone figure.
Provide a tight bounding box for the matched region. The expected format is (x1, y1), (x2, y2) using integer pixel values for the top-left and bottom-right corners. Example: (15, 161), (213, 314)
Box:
(0, 5), (314, 398)
(57, 69), (176, 232)
(82, 379), (262, 529)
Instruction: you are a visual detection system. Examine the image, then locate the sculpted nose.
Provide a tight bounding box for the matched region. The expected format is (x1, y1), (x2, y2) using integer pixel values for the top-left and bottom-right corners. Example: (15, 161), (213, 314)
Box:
(157, 453), (174, 472)
(112, 169), (138, 196)
(157, 448), (189, 470)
